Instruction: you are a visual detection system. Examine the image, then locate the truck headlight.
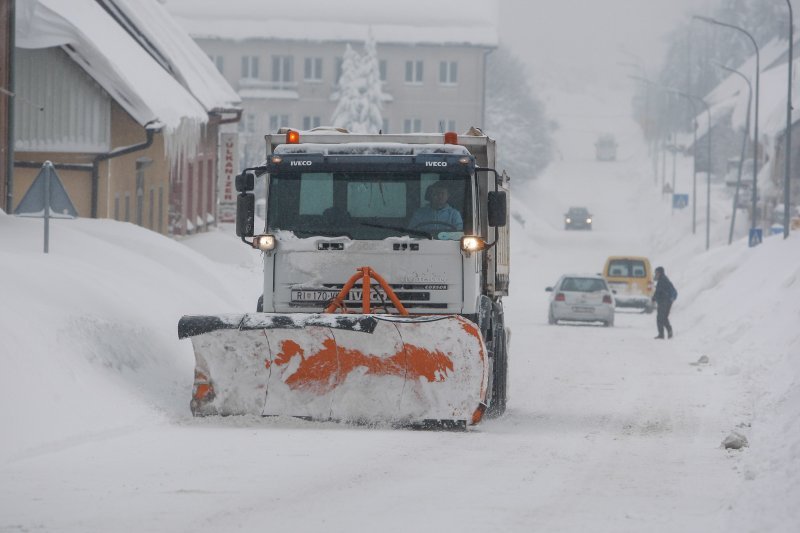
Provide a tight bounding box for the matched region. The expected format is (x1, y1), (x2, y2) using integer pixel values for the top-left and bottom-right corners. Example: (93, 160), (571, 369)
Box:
(460, 235), (486, 253)
(253, 234), (276, 251)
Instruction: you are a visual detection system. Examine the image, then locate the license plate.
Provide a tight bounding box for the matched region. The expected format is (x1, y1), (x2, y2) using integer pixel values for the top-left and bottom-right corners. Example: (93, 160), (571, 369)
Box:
(291, 290), (339, 302)
(291, 289), (382, 303)
(572, 306), (595, 313)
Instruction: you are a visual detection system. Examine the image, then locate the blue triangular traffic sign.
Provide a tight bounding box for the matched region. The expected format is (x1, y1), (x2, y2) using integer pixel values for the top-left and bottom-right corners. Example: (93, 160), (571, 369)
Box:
(15, 161), (78, 218)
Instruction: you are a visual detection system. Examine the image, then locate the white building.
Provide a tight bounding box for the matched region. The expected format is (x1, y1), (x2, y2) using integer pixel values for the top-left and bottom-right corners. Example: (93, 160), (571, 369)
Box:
(165, 0), (498, 165)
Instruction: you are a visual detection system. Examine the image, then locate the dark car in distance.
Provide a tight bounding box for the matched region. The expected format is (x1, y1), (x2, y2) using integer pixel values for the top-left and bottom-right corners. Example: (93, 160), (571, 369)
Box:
(564, 207), (592, 230)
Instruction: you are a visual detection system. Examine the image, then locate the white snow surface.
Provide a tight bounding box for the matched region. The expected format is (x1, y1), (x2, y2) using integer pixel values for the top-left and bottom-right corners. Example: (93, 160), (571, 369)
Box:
(1, 89), (799, 532)
(111, 0), (241, 113)
(700, 38), (800, 139)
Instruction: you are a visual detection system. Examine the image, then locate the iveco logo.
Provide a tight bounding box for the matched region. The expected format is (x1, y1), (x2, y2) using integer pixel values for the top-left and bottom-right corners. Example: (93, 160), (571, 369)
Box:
(290, 161), (313, 166)
(425, 161), (448, 167)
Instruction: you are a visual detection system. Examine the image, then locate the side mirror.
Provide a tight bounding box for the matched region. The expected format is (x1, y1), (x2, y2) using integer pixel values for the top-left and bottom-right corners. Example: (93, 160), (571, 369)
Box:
(545, 287), (553, 292)
(236, 193), (255, 237)
(488, 191), (507, 227)
(235, 171), (254, 193)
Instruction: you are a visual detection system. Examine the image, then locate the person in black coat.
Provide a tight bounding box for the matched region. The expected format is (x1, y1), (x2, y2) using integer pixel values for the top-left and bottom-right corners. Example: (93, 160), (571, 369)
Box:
(652, 266), (676, 339)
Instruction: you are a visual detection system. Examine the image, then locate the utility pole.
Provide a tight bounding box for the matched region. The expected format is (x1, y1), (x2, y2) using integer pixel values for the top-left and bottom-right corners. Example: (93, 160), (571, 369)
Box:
(784, 0), (794, 239)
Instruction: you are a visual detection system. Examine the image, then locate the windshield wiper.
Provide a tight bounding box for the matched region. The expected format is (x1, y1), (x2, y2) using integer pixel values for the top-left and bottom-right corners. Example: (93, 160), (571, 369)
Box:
(292, 229), (353, 239)
(360, 222), (432, 239)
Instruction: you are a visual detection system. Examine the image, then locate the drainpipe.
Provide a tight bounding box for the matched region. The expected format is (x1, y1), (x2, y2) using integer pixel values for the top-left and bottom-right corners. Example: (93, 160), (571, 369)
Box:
(213, 108), (242, 126)
(5, 0), (15, 213)
(91, 124), (160, 217)
(16, 125), (161, 218)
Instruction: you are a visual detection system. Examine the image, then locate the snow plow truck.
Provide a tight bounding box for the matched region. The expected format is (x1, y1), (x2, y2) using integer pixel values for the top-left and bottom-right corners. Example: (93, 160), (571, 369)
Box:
(178, 128), (510, 428)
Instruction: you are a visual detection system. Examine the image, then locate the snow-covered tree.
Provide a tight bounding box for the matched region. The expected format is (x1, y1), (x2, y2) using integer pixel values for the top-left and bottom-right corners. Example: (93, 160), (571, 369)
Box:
(358, 32), (384, 134)
(330, 35), (385, 133)
(331, 44), (364, 132)
(485, 47), (553, 180)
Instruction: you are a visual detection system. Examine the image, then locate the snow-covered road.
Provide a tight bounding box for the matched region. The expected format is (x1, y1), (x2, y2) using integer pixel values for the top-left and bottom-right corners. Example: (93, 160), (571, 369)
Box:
(2, 90), (798, 532)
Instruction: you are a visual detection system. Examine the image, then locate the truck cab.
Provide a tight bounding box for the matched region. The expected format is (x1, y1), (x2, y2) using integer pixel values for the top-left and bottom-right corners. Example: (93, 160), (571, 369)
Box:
(240, 129), (509, 322)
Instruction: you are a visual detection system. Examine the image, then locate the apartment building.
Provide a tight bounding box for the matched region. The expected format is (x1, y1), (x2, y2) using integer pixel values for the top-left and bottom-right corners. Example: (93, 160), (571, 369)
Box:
(166, 1), (498, 165)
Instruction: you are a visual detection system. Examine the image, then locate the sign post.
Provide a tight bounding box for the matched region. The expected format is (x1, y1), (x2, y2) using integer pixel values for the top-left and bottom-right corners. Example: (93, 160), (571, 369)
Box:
(672, 193), (689, 210)
(14, 161), (78, 253)
(217, 132), (238, 223)
(748, 228), (763, 247)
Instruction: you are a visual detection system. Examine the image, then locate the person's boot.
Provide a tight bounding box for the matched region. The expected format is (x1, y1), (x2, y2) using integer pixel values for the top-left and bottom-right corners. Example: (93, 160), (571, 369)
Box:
(667, 327), (673, 339)
(654, 334), (665, 339)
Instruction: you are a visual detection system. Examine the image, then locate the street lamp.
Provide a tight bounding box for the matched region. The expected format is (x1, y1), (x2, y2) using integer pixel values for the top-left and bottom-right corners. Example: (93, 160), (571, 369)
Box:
(784, 0), (793, 239)
(694, 15), (761, 235)
(713, 62), (752, 245)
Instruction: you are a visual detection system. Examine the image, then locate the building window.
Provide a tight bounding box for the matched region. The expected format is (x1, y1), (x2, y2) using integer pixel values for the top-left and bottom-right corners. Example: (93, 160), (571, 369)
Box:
(438, 119), (457, 133)
(439, 61), (458, 84)
(269, 114), (290, 132)
(403, 118), (422, 133)
(302, 116), (321, 130)
(239, 113), (256, 133)
(335, 57), (343, 83)
(209, 54), (224, 74)
(379, 59), (387, 82)
(158, 186), (163, 233)
(149, 187), (155, 229)
(404, 60), (423, 83)
(304, 57), (323, 81)
(197, 159), (205, 229)
(241, 55), (259, 79)
(207, 159), (214, 214)
(114, 193), (120, 221)
(124, 193), (130, 222)
(272, 55), (294, 83)
(135, 159), (150, 227)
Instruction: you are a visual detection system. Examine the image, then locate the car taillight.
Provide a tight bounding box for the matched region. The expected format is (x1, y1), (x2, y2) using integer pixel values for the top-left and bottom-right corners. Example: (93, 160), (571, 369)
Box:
(555, 293), (565, 301)
(603, 294), (613, 304)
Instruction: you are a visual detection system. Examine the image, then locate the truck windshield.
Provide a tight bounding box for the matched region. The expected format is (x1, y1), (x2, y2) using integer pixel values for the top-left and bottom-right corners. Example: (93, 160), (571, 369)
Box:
(267, 171), (472, 240)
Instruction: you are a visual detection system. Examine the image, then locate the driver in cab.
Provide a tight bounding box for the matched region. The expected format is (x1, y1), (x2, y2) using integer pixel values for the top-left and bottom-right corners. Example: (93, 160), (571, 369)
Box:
(408, 181), (463, 234)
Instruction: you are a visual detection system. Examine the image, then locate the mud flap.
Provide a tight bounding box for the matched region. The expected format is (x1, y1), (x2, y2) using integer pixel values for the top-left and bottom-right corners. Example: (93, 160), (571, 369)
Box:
(178, 313), (488, 425)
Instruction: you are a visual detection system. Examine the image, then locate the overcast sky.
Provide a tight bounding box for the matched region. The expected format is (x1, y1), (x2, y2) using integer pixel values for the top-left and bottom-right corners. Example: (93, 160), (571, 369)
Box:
(499, 0), (715, 91)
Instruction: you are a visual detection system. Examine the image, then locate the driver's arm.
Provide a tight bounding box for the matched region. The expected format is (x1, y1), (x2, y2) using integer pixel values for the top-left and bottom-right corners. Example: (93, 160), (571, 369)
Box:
(450, 207), (464, 230)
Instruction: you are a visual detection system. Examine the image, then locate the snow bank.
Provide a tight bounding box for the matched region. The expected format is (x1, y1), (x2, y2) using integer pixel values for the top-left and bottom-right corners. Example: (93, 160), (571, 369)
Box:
(0, 213), (260, 463)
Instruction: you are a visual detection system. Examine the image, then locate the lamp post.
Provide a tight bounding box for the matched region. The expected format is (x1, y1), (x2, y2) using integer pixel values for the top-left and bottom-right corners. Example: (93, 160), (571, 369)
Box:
(784, 0), (793, 239)
(694, 15), (760, 235)
(714, 62), (752, 245)
(689, 95), (713, 251)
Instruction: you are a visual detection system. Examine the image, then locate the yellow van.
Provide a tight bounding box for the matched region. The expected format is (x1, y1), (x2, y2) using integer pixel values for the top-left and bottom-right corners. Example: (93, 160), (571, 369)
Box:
(602, 256), (654, 313)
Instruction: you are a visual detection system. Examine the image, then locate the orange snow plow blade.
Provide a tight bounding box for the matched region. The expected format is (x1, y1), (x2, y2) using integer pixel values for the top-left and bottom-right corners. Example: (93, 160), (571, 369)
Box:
(178, 313), (488, 426)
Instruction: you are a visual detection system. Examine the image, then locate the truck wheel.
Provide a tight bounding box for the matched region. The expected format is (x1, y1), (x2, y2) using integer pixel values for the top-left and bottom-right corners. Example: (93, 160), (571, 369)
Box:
(485, 315), (508, 419)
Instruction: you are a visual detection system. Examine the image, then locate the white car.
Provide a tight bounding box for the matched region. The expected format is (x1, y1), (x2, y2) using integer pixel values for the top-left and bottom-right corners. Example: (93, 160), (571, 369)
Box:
(546, 274), (615, 327)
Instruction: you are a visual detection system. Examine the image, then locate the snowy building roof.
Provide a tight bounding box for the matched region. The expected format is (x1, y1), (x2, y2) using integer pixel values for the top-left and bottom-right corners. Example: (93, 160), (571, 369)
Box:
(14, 0), (240, 161)
(106, 0), (241, 114)
(16, 0), (208, 132)
(163, 0), (499, 47)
